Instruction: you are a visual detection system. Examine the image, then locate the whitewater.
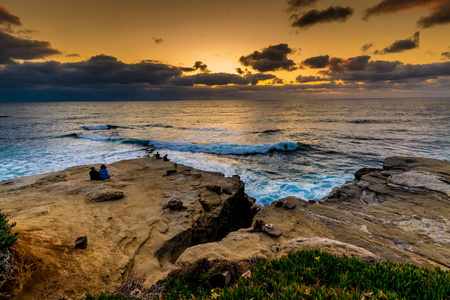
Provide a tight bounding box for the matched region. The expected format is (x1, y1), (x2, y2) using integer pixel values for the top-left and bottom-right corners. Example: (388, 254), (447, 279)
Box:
(1, 99), (449, 205)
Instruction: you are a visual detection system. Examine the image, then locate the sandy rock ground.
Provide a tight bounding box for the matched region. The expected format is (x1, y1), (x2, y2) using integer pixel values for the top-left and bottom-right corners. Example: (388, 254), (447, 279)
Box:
(0, 158), (255, 299)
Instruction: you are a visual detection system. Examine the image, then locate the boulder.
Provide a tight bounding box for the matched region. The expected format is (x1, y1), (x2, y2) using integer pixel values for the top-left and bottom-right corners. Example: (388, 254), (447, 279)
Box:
(262, 223), (282, 237)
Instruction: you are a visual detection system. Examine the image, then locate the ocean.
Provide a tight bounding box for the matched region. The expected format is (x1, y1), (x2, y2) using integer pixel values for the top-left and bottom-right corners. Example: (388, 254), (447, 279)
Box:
(1, 99), (449, 205)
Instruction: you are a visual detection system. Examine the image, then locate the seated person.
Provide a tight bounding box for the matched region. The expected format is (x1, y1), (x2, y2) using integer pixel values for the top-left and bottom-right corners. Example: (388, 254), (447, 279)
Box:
(89, 167), (101, 180)
(99, 164), (111, 180)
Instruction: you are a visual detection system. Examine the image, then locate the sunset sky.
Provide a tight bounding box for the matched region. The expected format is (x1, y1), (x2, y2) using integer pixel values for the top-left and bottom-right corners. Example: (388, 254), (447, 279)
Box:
(1, 0), (450, 101)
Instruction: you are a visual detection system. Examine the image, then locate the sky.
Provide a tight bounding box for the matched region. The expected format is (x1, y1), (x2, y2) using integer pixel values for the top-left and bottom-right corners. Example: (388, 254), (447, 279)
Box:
(1, 0), (450, 101)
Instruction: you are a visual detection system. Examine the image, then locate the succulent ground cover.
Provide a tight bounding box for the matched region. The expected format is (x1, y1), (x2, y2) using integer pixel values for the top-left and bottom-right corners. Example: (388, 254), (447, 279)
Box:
(87, 249), (449, 299)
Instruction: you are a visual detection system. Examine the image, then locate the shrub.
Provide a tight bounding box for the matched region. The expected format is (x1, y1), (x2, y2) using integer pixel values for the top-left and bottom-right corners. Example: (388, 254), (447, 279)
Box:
(0, 211), (18, 251)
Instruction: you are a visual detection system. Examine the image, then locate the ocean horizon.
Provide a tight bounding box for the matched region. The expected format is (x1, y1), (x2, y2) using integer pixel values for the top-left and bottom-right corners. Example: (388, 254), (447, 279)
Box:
(1, 98), (449, 205)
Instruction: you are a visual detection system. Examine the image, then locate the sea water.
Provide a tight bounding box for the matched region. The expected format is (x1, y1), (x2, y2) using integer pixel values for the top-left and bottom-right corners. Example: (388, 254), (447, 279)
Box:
(1, 99), (449, 205)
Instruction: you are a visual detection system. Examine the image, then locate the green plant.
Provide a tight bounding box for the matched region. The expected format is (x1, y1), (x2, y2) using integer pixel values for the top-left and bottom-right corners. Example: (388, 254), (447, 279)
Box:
(0, 211), (18, 251)
(161, 249), (450, 300)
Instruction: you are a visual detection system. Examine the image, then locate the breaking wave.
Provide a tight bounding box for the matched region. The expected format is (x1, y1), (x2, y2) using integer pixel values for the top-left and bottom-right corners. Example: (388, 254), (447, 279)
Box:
(73, 133), (308, 155)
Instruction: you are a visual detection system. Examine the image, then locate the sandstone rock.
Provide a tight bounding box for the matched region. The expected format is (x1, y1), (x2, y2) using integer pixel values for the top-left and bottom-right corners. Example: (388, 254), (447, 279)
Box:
(75, 236), (87, 249)
(388, 171), (450, 196)
(283, 201), (296, 210)
(262, 223), (282, 237)
(89, 190), (124, 202)
(1, 158), (256, 300)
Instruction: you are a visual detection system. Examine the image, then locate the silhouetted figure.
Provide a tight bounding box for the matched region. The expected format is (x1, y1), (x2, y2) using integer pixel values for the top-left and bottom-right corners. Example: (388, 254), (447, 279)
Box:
(89, 167), (101, 180)
(163, 154), (170, 161)
(154, 152), (161, 159)
(99, 164), (111, 180)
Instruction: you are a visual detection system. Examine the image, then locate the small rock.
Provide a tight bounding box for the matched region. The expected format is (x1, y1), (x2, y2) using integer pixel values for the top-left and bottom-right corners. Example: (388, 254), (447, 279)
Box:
(273, 200), (282, 208)
(167, 199), (183, 210)
(308, 199), (316, 204)
(75, 236), (87, 249)
(262, 223), (282, 237)
(90, 191), (124, 202)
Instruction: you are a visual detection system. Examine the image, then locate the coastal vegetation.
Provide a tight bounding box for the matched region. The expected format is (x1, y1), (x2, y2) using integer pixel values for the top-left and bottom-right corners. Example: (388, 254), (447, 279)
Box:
(86, 249), (449, 300)
(0, 210), (19, 290)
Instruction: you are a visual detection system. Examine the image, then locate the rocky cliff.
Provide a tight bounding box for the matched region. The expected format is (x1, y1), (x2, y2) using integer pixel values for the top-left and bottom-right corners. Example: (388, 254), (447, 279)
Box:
(0, 158), (256, 299)
(179, 157), (449, 270)
(0, 156), (449, 299)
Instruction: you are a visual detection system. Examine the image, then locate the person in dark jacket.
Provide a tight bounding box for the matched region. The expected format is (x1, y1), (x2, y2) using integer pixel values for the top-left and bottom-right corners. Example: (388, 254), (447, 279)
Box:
(89, 167), (101, 180)
(99, 164), (111, 180)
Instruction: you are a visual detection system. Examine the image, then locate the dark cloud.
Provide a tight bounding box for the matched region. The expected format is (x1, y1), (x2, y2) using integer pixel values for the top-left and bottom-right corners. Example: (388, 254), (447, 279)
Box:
(374, 32), (420, 54)
(295, 75), (327, 83)
(291, 6), (354, 29)
(417, 1), (450, 28)
(0, 7), (21, 26)
(301, 55), (330, 68)
(287, 0), (317, 11)
(236, 68), (245, 75)
(239, 44), (297, 72)
(0, 30), (61, 64)
(66, 53), (80, 58)
(318, 55), (450, 82)
(152, 37), (164, 44)
(193, 61), (209, 72)
(364, 0), (450, 28)
(442, 52), (450, 59)
(361, 43), (373, 52)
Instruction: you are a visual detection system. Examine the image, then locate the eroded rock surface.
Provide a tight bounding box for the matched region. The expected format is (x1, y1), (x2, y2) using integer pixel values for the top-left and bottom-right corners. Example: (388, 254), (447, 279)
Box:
(177, 157), (450, 271)
(0, 158), (256, 299)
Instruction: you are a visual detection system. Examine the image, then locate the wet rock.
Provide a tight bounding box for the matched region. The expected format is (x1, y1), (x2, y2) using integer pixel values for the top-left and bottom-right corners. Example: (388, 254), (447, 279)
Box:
(355, 168), (382, 181)
(308, 199), (316, 204)
(90, 190), (124, 202)
(75, 236), (87, 249)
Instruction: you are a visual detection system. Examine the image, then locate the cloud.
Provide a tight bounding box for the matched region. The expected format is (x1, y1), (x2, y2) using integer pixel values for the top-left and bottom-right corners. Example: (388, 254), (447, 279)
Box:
(291, 6), (354, 29)
(0, 30), (61, 64)
(66, 53), (80, 58)
(193, 61), (209, 72)
(442, 52), (450, 59)
(301, 55), (330, 68)
(417, 1), (450, 28)
(152, 37), (163, 44)
(361, 43), (374, 52)
(0, 7), (21, 26)
(239, 44), (297, 72)
(374, 32), (420, 54)
(364, 0), (450, 28)
(317, 55), (450, 82)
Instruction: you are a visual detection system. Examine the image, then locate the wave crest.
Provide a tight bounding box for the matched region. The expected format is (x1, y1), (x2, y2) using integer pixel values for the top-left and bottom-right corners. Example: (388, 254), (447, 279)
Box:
(73, 133), (308, 155)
